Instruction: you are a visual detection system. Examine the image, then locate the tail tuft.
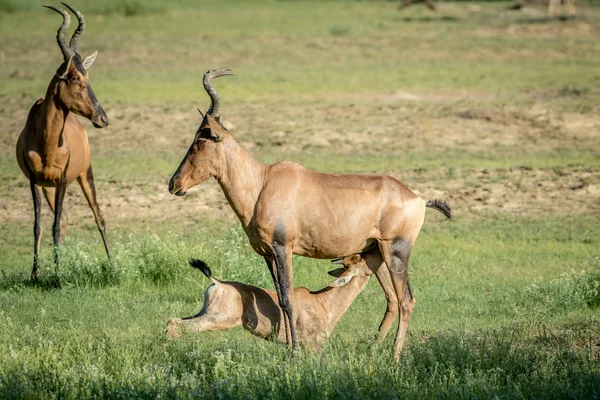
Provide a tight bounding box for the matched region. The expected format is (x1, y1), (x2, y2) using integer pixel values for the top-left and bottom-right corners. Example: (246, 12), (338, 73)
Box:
(426, 199), (451, 219)
(189, 259), (212, 279)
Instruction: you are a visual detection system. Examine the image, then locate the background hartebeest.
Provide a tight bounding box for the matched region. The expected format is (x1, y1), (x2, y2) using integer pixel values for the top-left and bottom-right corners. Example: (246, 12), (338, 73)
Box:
(508, 0), (576, 17)
(16, 4), (110, 281)
(548, 0), (576, 17)
(168, 69), (451, 360)
(166, 251), (381, 348)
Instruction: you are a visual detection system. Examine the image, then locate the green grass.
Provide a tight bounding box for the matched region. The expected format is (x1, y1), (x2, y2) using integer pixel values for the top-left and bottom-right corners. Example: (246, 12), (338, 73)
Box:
(0, 215), (598, 398)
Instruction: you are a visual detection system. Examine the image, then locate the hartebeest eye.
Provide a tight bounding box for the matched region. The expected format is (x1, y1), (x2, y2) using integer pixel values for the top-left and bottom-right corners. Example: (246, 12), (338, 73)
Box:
(200, 128), (211, 138)
(193, 139), (206, 153)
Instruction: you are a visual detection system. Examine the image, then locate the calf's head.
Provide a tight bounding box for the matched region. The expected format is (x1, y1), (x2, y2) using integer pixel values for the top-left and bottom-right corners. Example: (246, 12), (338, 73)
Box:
(328, 253), (375, 288)
(169, 68), (232, 196)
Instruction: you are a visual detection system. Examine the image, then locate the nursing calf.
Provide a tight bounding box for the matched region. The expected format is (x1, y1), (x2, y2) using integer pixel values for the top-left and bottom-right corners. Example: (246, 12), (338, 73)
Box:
(166, 251), (382, 348)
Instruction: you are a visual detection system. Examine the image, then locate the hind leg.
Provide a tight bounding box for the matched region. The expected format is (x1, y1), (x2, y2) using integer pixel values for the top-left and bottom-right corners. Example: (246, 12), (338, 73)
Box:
(379, 237), (415, 361)
(42, 187), (67, 243)
(78, 165), (111, 258)
(166, 314), (242, 339)
(565, 0), (576, 15)
(30, 180), (43, 281)
(374, 263), (398, 342)
(374, 264), (416, 343)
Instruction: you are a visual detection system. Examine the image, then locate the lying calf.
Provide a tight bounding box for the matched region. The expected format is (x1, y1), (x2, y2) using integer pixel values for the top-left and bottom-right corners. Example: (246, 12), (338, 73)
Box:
(166, 251), (382, 348)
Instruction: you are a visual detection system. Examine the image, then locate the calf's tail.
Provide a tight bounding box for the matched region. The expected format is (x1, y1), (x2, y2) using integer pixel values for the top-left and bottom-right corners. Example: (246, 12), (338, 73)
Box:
(189, 259), (220, 284)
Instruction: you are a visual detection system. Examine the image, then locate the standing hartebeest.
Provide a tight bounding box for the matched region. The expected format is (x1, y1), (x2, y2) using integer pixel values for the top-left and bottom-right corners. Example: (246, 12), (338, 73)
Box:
(168, 69), (451, 360)
(16, 4), (110, 281)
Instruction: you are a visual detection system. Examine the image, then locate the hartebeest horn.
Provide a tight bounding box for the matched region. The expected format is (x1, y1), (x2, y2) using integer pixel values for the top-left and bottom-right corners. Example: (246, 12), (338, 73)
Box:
(44, 5), (74, 60)
(203, 68), (233, 121)
(61, 3), (85, 54)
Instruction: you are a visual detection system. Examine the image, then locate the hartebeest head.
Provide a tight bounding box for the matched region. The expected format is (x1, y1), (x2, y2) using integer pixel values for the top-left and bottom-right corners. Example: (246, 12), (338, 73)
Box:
(328, 253), (376, 287)
(168, 68), (233, 196)
(45, 3), (108, 128)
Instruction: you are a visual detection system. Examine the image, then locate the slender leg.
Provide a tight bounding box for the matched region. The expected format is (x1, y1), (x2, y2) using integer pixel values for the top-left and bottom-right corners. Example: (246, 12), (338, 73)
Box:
(52, 169), (68, 266)
(566, 0), (576, 16)
(374, 265), (416, 343)
(374, 264), (399, 342)
(264, 256), (289, 343)
(548, 0), (559, 16)
(77, 166), (110, 258)
(165, 314), (241, 339)
(30, 180), (43, 282)
(379, 237), (414, 361)
(272, 242), (297, 351)
(398, 0), (415, 10)
(42, 187), (67, 242)
(424, 0), (437, 11)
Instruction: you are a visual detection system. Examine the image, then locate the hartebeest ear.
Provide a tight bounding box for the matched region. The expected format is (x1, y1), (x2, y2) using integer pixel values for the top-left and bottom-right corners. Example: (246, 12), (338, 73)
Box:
(56, 56), (74, 80)
(330, 273), (355, 288)
(82, 51), (98, 70)
(205, 114), (227, 142)
(328, 266), (358, 287)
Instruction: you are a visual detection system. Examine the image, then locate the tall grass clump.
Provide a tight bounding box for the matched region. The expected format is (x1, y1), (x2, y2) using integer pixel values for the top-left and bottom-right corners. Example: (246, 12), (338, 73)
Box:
(205, 226), (273, 287)
(30, 240), (120, 289)
(136, 233), (189, 285)
(518, 259), (600, 319)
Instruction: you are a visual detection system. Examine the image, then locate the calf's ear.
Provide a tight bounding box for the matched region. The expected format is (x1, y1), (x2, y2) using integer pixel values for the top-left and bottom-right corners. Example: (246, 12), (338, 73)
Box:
(330, 274), (355, 288)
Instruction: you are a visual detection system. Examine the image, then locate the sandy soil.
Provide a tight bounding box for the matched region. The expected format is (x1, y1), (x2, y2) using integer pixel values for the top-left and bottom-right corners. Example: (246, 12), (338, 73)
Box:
(2, 91), (599, 229)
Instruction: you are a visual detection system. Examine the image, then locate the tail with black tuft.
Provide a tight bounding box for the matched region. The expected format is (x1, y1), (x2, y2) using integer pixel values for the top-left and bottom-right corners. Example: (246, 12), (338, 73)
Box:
(426, 199), (451, 219)
(189, 259), (220, 284)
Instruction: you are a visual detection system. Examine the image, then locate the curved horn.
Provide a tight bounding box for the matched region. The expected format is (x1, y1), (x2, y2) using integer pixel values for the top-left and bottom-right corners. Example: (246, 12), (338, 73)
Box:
(44, 5), (73, 60)
(203, 68), (233, 121)
(61, 3), (85, 54)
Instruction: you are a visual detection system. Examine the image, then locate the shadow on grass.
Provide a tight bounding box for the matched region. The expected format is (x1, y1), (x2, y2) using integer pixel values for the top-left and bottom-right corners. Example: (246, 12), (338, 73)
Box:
(0, 269), (61, 291)
(399, 15), (462, 23)
(515, 15), (580, 24)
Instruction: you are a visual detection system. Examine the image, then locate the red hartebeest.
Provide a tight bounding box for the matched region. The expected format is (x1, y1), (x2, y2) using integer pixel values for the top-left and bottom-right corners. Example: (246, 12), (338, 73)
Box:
(168, 69), (451, 360)
(16, 4), (110, 281)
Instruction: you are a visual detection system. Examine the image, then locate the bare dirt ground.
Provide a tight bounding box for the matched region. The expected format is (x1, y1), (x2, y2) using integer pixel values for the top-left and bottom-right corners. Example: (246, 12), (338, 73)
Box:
(2, 89), (599, 229)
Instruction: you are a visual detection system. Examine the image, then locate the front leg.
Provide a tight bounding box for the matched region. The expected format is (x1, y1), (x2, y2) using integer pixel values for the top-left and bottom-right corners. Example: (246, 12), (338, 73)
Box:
(271, 241), (298, 351)
(52, 167), (68, 266)
(264, 256), (287, 341)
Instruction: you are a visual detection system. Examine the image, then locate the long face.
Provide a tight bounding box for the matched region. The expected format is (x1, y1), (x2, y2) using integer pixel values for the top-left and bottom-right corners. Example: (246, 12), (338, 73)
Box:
(168, 114), (225, 196)
(328, 253), (374, 287)
(57, 55), (108, 128)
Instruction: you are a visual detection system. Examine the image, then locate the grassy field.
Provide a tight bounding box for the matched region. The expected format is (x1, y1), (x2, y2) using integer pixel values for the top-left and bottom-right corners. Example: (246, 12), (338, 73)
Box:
(1, 0), (599, 398)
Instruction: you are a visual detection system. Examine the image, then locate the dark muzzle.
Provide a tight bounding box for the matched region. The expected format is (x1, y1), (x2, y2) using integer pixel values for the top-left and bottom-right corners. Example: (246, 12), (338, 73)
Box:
(92, 107), (109, 128)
